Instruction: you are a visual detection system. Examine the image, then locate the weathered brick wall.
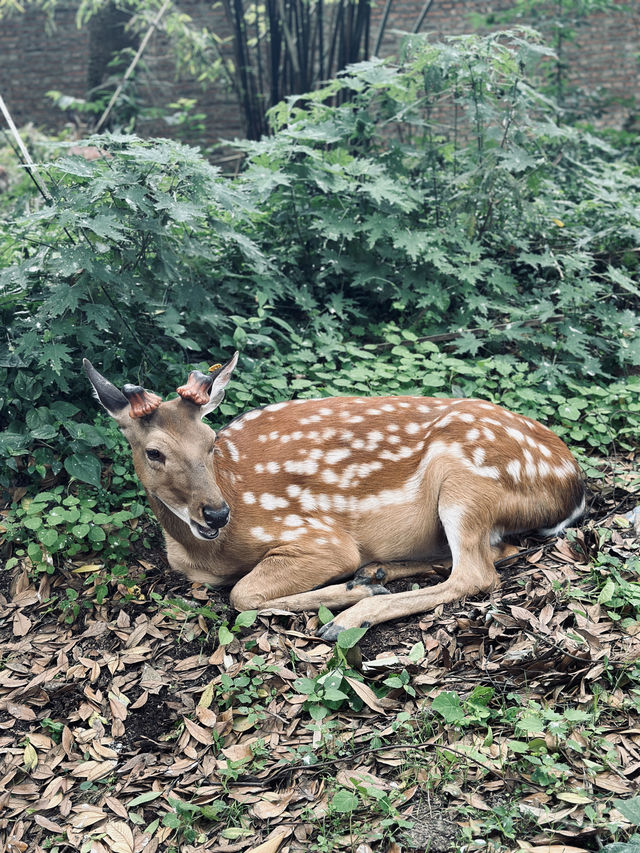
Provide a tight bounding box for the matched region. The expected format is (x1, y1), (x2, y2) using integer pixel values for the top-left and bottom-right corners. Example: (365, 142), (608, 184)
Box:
(1, 4), (91, 129)
(0, 0), (637, 146)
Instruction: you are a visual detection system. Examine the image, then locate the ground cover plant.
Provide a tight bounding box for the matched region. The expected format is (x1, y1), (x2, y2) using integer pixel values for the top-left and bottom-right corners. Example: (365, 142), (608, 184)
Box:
(1, 28), (639, 852)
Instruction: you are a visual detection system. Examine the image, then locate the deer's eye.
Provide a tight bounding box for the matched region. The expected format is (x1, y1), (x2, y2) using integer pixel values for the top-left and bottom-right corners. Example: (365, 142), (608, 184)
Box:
(146, 448), (165, 463)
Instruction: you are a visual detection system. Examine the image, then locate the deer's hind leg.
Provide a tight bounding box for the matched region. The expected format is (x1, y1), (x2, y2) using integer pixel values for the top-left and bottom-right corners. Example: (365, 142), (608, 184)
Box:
(229, 532), (389, 614)
(318, 498), (500, 640)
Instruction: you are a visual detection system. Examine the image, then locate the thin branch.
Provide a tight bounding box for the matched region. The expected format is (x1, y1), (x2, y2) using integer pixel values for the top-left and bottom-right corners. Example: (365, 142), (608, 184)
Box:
(0, 94), (51, 202)
(370, 314), (566, 351)
(95, 0), (171, 132)
(412, 0), (434, 33)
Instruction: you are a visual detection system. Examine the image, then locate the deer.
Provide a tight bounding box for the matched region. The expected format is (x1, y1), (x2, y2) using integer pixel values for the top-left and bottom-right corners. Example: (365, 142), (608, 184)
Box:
(83, 353), (585, 641)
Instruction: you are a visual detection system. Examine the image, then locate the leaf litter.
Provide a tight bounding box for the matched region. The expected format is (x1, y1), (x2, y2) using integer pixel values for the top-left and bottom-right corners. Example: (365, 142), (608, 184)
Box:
(1, 457), (639, 852)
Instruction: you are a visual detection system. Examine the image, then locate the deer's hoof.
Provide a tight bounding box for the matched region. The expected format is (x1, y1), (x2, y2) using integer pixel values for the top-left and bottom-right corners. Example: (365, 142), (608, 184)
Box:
(317, 621), (344, 642)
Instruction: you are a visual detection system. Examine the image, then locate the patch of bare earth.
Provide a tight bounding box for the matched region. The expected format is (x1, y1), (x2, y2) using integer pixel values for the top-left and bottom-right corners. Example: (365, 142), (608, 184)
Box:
(1, 457), (639, 852)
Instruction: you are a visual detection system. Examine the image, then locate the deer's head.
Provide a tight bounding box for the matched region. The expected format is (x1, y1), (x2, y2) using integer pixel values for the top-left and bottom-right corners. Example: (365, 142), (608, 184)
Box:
(83, 354), (238, 541)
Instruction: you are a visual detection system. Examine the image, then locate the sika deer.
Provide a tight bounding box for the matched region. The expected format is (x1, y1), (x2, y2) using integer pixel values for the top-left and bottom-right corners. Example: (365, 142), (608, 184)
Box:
(84, 354), (585, 640)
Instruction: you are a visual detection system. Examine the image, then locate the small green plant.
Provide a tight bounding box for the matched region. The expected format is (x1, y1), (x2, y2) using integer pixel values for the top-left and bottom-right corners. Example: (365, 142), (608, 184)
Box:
(4, 485), (147, 576)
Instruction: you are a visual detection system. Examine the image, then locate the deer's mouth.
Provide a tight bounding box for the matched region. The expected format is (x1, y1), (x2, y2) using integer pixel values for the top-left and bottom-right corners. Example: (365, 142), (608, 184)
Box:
(192, 521), (220, 541)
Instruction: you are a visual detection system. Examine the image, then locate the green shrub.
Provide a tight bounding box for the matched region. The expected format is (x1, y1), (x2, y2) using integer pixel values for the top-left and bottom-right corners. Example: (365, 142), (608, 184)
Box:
(1, 29), (638, 502)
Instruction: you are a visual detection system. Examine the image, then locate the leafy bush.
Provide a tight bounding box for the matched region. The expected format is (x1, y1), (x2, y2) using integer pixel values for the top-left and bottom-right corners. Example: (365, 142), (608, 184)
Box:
(1, 29), (639, 505)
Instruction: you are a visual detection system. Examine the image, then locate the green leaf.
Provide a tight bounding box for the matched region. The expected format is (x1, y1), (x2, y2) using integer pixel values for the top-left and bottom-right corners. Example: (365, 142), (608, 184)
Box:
(294, 677), (318, 695)
(598, 579), (616, 604)
(234, 610), (258, 629)
(614, 797), (640, 827)
(64, 453), (102, 488)
(336, 627), (368, 649)
(38, 528), (60, 548)
(432, 691), (465, 724)
(318, 605), (334, 625)
(218, 625), (234, 646)
(128, 791), (163, 807)
(408, 641), (425, 663)
(330, 790), (359, 813)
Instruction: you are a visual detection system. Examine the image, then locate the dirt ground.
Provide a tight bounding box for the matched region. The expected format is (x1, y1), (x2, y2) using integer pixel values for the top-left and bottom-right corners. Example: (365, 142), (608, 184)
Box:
(1, 463), (639, 853)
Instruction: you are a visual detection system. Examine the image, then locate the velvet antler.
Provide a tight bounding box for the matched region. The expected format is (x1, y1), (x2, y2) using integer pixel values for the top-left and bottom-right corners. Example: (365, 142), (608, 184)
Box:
(176, 371), (214, 406)
(122, 384), (162, 418)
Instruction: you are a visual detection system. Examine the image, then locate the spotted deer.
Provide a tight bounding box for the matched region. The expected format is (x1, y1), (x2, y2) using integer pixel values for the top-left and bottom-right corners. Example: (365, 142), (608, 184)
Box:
(84, 354), (585, 641)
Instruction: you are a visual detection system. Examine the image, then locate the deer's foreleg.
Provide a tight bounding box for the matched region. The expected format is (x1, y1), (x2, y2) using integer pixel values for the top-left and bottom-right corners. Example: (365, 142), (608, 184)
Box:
(229, 534), (386, 613)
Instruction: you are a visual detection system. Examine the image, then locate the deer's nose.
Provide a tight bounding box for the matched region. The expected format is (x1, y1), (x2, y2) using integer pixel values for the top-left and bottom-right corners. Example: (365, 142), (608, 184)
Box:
(202, 503), (230, 529)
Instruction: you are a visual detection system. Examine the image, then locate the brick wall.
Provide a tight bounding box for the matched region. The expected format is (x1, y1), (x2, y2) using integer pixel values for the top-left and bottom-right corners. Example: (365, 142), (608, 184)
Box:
(0, 0), (637, 147)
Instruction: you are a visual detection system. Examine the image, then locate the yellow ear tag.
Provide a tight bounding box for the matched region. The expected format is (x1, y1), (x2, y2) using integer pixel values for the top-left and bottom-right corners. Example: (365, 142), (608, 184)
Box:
(208, 363), (222, 373)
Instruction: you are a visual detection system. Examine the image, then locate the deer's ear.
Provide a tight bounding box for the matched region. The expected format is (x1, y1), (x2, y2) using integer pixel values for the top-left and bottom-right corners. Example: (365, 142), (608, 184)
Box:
(201, 352), (239, 417)
(83, 358), (130, 420)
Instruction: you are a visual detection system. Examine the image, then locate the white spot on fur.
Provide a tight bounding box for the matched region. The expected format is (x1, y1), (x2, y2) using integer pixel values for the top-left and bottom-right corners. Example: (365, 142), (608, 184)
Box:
(255, 463), (265, 473)
(381, 404), (395, 412)
(265, 402), (288, 412)
(281, 527), (306, 541)
(322, 469), (339, 484)
(482, 427), (495, 441)
(250, 526), (272, 543)
(466, 428), (480, 441)
(242, 492), (256, 504)
(506, 459), (521, 482)
(405, 422), (420, 435)
(299, 490), (318, 512)
(523, 449), (537, 479)
(379, 446), (413, 462)
(472, 447), (486, 466)
(538, 460), (551, 477)
(349, 415), (365, 424)
(457, 412), (475, 424)
(225, 440), (239, 462)
(266, 461), (281, 474)
(325, 448), (351, 465)
(417, 404), (431, 413)
(366, 408), (382, 416)
(284, 459), (318, 476)
(539, 443), (552, 458)
(333, 494), (348, 511)
(398, 402), (410, 408)
(434, 413), (454, 429)
(386, 423), (399, 432)
(286, 484), (301, 498)
(259, 493), (289, 510)
(284, 514), (304, 527)
(308, 517), (332, 531)
(507, 427), (525, 443)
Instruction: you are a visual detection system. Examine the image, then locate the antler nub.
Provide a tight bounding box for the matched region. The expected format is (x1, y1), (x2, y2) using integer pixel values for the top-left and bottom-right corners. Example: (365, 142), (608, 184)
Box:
(122, 384), (162, 418)
(177, 371), (214, 405)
